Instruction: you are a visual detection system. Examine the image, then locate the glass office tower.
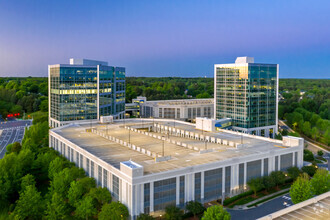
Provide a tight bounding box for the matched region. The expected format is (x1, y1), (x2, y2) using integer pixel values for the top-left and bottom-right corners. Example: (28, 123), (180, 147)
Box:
(214, 57), (278, 137)
(49, 59), (125, 128)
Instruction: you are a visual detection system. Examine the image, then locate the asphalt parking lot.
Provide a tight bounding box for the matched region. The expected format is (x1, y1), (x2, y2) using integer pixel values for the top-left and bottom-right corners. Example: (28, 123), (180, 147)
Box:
(0, 120), (32, 158)
(228, 193), (293, 220)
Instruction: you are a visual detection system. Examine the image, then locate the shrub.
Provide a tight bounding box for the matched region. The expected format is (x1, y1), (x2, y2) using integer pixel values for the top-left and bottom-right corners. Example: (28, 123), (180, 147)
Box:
(317, 150), (324, 156)
(223, 190), (253, 206)
(303, 149), (314, 162)
(301, 166), (317, 177)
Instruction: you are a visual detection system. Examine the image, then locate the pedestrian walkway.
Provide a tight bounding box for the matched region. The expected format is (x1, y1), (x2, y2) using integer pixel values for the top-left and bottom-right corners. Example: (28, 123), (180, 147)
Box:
(232, 188), (290, 210)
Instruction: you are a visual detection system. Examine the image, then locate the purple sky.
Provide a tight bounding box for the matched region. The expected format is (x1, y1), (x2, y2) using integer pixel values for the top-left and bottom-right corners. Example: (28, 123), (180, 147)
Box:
(0, 0), (329, 78)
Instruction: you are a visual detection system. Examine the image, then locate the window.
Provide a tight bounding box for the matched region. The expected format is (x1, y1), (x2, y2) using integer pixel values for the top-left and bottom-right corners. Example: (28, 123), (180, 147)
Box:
(86, 158), (90, 176)
(204, 168), (222, 202)
(112, 175), (120, 199)
(239, 163), (244, 189)
(98, 165), (102, 186)
(91, 161), (94, 178)
(154, 178), (176, 211)
(179, 176), (185, 207)
(103, 169), (108, 189)
(280, 153), (293, 171)
(144, 183), (150, 213)
(247, 160), (262, 181)
(264, 158), (268, 176)
(225, 166), (231, 194)
(195, 173), (201, 202)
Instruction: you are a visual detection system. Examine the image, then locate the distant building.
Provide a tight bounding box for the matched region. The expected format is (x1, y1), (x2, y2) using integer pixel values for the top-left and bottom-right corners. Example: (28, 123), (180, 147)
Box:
(49, 58), (125, 128)
(125, 96), (147, 118)
(214, 57), (279, 137)
(139, 97), (214, 121)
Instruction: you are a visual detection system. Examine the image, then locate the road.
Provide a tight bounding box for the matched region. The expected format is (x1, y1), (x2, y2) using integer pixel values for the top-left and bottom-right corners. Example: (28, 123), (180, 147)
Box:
(228, 193), (293, 220)
(279, 120), (329, 154)
(0, 120), (32, 158)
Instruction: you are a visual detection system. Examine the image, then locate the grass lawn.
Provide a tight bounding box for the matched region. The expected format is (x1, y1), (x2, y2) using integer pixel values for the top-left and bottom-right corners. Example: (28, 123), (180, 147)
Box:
(247, 190), (290, 208)
(226, 184), (291, 208)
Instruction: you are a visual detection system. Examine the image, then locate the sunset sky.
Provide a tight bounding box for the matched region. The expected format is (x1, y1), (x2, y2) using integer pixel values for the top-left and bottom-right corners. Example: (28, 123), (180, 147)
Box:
(0, 0), (329, 78)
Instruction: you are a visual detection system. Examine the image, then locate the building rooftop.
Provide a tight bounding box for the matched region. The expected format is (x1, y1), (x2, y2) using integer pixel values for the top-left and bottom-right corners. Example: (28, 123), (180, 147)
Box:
(142, 98), (214, 106)
(51, 119), (299, 176)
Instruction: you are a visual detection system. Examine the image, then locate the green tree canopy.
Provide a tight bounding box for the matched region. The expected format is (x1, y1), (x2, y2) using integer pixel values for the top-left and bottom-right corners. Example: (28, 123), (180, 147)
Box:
(164, 205), (183, 220)
(310, 168), (330, 195)
(287, 167), (302, 180)
(186, 201), (205, 217)
(88, 186), (112, 210)
(202, 205), (231, 220)
(13, 185), (43, 219)
(98, 202), (129, 220)
(137, 213), (155, 220)
(290, 173), (312, 204)
(75, 195), (97, 220)
(45, 192), (69, 219)
(247, 177), (264, 196)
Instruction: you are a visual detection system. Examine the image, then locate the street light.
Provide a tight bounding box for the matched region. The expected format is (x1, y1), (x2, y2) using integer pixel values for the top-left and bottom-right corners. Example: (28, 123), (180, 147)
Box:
(162, 136), (165, 157)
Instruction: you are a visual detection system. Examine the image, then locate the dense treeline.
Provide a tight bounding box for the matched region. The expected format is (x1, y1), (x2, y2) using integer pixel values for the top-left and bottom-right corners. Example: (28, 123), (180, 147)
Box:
(278, 79), (330, 145)
(1, 76), (328, 144)
(126, 77), (213, 102)
(0, 113), (129, 219)
(0, 77), (47, 119)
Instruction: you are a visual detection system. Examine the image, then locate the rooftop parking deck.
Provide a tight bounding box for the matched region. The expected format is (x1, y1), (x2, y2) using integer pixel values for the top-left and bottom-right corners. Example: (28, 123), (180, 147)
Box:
(51, 119), (296, 175)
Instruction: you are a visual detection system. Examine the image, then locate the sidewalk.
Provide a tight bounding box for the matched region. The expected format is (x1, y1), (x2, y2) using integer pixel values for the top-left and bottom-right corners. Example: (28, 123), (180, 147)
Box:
(231, 188), (290, 210)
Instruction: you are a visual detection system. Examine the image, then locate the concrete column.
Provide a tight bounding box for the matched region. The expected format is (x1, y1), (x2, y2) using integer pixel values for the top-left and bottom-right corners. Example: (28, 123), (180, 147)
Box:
(109, 171), (112, 191)
(140, 184), (144, 215)
(119, 179), (122, 202)
(243, 162), (247, 186)
(292, 152), (295, 167)
(231, 164), (238, 194)
(264, 129), (269, 137)
(176, 177), (180, 205)
(261, 159), (264, 176)
(150, 182), (154, 212)
(222, 167), (225, 194)
(201, 171), (205, 201)
(278, 155), (281, 171)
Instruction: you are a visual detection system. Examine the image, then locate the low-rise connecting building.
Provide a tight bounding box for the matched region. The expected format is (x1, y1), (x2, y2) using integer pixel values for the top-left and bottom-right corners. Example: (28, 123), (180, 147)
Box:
(49, 119), (303, 219)
(139, 98), (214, 121)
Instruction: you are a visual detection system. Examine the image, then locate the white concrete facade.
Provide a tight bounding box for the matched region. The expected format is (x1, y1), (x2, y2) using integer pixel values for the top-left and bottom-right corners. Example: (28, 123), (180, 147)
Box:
(49, 120), (303, 219)
(140, 98), (214, 121)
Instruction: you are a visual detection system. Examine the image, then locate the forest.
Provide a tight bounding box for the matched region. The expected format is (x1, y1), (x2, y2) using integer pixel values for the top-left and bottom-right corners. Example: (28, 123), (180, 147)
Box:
(0, 77), (329, 145)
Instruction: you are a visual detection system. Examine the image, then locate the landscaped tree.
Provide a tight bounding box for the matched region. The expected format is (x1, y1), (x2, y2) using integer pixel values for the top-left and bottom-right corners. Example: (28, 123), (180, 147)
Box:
(303, 149), (314, 162)
(247, 177), (264, 196)
(186, 201), (205, 218)
(75, 195), (97, 220)
(287, 167), (301, 180)
(310, 168), (330, 195)
(137, 213), (155, 220)
(164, 205), (183, 220)
(13, 185), (44, 219)
(68, 177), (96, 207)
(202, 205), (231, 220)
(290, 173), (312, 204)
(317, 150), (324, 157)
(45, 192), (69, 219)
(88, 186), (112, 210)
(50, 167), (85, 198)
(98, 202), (129, 220)
(48, 157), (71, 180)
(270, 171), (286, 188)
(20, 173), (36, 192)
(263, 176), (276, 192)
(301, 166), (317, 177)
